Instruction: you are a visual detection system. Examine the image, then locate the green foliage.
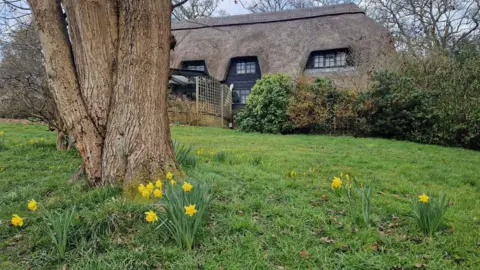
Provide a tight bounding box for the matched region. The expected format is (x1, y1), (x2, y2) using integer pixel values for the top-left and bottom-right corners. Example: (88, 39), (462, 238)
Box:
(236, 73), (294, 133)
(287, 77), (357, 134)
(161, 179), (212, 250)
(357, 71), (437, 142)
(400, 49), (480, 149)
(346, 178), (373, 228)
(411, 193), (449, 236)
(247, 156), (263, 166)
(0, 133), (6, 151)
(213, 151), (227, 163)
(173, 140), (197, 169)
(43, 207), (76, 259)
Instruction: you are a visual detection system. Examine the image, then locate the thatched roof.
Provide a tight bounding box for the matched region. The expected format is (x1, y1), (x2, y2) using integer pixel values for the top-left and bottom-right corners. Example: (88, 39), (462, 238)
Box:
(171, 3), (391, 81)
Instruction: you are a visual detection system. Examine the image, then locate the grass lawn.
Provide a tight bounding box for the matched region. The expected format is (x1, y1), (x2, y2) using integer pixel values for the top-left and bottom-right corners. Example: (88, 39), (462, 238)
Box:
(0, 123), (479, 269)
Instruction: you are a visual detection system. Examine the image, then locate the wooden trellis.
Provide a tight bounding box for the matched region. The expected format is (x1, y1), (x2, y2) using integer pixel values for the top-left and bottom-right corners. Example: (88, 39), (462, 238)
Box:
(195, 76), (232, 126)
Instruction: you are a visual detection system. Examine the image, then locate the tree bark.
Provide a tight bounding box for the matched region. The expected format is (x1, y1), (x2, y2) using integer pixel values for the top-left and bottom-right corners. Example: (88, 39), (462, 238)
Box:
(29, 0), (177, 186)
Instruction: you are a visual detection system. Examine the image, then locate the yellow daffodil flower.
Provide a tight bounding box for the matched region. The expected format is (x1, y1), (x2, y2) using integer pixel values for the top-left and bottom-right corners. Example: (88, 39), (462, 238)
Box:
(144, 210), (158, 223)
(28, 199), (37, 211)
(0, 131), (4, 136)
(182, 182), (193, 192)
(138, 184), (146, 193)
(153, 189), (163, 198)
(11, 214), (23, 227)
(141, 189), (150, 198)
(170, 179), (176, 186)
(155, 179), (162, 189)
(418, 193), (429, 203)
(331, 176), (342, 189)
(166, 172), (173, 180)
(146, 182), (154, 192)
(184, 204), (198, 217)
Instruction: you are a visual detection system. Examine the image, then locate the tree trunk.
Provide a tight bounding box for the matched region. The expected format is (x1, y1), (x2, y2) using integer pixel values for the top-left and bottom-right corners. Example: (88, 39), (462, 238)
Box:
(29, 0), (177, 186)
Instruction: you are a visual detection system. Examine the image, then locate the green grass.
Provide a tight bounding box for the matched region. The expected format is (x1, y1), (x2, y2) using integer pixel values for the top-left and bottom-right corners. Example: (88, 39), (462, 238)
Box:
(1, 123), (479, 269)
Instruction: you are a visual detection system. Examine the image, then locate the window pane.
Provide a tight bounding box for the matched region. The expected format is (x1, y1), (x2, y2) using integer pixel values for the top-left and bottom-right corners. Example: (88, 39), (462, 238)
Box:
(236, 62), (246, 74)
(336, 52), (346, 66)
(246, 62), (256, 73)
(314, 55), (324, 68)
(325, 54), (335, 67)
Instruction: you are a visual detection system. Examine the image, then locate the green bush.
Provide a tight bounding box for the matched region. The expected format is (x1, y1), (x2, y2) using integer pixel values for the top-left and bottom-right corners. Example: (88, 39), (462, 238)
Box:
(287, 77), (357, 134)
(356, 71), (437, 142)
(236, 73), (294, 133)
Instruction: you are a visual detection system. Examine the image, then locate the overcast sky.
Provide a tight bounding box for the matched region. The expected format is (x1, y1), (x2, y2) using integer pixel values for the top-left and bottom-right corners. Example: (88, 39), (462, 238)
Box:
(217, 1), (250, 15)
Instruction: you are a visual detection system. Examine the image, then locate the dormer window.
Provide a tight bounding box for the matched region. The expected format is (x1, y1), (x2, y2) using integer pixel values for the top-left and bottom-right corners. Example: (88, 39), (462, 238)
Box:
(182, 60), (207, 73)
(307, 49), (352, 69)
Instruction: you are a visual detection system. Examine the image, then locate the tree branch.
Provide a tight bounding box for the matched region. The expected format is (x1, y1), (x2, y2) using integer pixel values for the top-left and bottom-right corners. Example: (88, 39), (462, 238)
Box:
(172, 0), (188, 10)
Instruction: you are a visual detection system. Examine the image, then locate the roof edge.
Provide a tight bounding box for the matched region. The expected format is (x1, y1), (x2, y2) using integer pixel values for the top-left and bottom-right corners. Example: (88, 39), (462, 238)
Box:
(173, 10), (365, 31)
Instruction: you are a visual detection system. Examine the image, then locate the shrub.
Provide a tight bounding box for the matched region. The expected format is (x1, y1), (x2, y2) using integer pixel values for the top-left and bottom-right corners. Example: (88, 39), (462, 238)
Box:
(287, 77), (357, 134)
(411, 192), (449, 236)
(43, 207), (76, 259)
(356, 71), (437, 142)
(236, 73), (294, 133)
(173, 140), (197, 170)
(161, 179), (212, 250)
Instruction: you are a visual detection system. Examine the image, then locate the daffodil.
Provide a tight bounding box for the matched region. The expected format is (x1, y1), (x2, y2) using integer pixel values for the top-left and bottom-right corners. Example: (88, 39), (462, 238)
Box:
(153, 189), (163, 198)
(184, 204), (198, 217)
(331, 176), (342, 189)
(146, 182), (154, 192)
(144, 210), (158, 223)
(346, 174), (350, 181)
(0, 131), (4, 136)
(290, 171), (296, 177)
(141, 189), (150, 198)
(170, 179), (176, 186)
(418, 193), (429, 203)
(155, 179), (162, 189)
(340, 172), (344, 177)
(166, 172), (173, 180)
(182, 182), (193, 192)
(138, 184), (146, 193)
(11, 214), (23, 227)
(28, 199), (37, 211)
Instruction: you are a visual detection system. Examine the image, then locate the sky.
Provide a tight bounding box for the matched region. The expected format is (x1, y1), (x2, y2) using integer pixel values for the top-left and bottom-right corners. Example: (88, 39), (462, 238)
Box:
(217, 1), (250, 16)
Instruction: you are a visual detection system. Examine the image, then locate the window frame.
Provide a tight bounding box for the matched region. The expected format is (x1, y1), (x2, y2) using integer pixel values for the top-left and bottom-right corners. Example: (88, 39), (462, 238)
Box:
(308, 49), (352, 70)
(236, 61), (257, 75)
(182, 60), (207, 73)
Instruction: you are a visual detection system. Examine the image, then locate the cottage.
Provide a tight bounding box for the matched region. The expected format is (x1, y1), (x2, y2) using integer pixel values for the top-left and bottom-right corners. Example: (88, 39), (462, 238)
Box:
(171, 3), (392, 108)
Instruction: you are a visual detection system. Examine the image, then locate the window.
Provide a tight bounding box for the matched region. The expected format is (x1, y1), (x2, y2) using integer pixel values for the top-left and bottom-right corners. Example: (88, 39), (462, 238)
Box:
(309, 49), (351, 69)
(236, 61), (256, 74)
(183, 61), (206, 72)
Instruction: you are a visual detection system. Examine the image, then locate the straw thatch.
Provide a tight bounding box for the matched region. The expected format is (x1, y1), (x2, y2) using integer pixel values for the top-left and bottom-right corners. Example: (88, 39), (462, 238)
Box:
(171, 3), (392, 81)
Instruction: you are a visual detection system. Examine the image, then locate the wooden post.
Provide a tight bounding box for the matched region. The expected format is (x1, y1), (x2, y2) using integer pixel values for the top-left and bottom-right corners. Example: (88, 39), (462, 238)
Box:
(196, 77), (199, 115)
(220, 84), (224, 127)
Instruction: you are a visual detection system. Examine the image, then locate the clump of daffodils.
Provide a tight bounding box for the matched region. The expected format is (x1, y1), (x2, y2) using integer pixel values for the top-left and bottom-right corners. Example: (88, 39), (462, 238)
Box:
(412, 192), (449, 236)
